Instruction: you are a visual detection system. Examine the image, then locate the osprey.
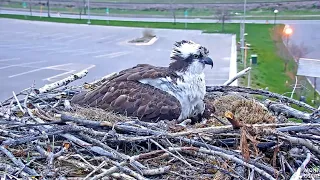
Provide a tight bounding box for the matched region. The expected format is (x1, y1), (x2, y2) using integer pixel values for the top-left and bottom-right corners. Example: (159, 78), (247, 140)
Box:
(71, 40), (213, 122)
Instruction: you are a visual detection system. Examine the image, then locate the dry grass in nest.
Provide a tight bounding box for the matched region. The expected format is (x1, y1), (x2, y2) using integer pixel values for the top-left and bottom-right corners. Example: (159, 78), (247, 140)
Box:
(231, 99), (276, 124)
(210, 94), (276, 124)
(65, 105), (127, 123)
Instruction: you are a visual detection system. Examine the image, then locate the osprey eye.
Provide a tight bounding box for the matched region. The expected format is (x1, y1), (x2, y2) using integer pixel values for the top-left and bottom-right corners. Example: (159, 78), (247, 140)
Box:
(194, 54), (199, 58)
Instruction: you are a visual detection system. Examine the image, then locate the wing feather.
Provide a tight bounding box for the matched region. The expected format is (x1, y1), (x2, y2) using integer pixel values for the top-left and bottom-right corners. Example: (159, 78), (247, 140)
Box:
(71, 64), (182, 122)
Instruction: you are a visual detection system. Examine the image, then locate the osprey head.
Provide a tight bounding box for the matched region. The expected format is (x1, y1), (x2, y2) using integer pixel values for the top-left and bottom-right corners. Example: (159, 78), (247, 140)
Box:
(169, 40), (213, 73)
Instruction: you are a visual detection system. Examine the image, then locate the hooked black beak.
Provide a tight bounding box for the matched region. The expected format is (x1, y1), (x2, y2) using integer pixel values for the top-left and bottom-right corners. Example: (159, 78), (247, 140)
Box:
(201, 57), (213, 68)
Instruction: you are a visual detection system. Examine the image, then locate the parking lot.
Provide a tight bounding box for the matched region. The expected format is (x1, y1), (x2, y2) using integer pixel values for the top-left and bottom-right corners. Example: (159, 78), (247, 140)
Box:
(0, 18), (236, 101)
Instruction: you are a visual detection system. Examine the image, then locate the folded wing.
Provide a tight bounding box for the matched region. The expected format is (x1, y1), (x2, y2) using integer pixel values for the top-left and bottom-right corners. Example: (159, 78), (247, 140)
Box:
(71, 64), (182, 122)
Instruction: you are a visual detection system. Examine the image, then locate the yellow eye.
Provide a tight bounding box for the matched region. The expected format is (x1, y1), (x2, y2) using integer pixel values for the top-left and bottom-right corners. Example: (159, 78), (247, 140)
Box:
(194, 54), (199, 58)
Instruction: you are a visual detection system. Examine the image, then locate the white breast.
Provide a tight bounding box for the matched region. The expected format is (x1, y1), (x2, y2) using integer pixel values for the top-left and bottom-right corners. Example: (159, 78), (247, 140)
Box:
(175, 72), (206, 120)
(139, 71), (206, 121)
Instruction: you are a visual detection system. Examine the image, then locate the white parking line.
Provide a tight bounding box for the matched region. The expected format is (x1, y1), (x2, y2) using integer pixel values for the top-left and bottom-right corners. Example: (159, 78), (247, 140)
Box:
(8, 63), (72, 78)
(0, 58), (21, 62)
(108, 51), (131, 59)
(44, 70), (76, 81)
(14, 31), (31, 34)
(31, 47), (67, 52)
(66, 36), (92, 43)
(51, 35), (79, 41)
(105, 37), (128, 44)
(17, 45), (46, 49)
(8, 68), (45, 78)
(46, 63), (73, 70)
(97, 35), (116, 41)
(0, 60), (46, 70)
(24, 33), (41, 38)
(47, 48), (86, 55)
(94, 51), (130, 58)
(0, 43), (31, 48)
(71, 50), (110, 56)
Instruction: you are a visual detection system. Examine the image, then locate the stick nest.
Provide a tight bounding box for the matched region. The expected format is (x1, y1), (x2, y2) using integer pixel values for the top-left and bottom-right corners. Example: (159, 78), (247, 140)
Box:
(0, 80), (319, 180)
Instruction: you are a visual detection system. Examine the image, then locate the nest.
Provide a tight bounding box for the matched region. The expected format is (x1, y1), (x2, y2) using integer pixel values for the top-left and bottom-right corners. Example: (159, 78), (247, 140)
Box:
(0, 72), (320, 180)
(209, 94), (276, 124)
(65, 105), (127, 123)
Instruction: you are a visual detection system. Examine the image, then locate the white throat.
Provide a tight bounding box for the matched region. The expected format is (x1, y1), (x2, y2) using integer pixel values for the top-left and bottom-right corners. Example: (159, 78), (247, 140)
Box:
(174, 62), (206, 120)
(138, 61), (207, 121)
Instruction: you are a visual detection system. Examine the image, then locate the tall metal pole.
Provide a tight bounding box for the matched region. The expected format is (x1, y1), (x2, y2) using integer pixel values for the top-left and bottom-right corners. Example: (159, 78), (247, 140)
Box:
(248, 57), (251, 88)
(314, 77), (317, 104)
(240, 0), (247, 65)
(87, 0), (91, 24)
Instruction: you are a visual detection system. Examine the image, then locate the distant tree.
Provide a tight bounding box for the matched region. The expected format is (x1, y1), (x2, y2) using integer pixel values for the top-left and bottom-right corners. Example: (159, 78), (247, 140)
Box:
(77, 0), (86, 19)
(276, 42), (291, 72)
(276, 40), (310, 72)
(170, 0), (176, 25)
(289, 42), (310, 62)
(29, 0), (33, 16)
(272, 25), (309, 71)
(47, 0), (50, 17)
(214, 9), (231, 32)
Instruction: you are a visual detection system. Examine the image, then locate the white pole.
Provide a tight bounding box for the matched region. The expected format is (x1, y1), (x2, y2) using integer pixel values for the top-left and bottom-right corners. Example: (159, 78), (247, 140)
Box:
(87, 0), (91, 24)
(247, 57), (251, 88)
(240, 0), (247, 65)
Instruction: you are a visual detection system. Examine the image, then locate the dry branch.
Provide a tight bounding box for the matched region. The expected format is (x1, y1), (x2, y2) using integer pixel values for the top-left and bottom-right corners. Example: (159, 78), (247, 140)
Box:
(1, 69), (320, 179)
(38, 69), (88, 93)
(223, 67), (251, 86)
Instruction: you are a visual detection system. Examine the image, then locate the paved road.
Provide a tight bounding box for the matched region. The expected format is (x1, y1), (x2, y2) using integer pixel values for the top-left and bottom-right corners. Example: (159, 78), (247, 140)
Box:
(0, 18), (235, 101)
(1, 9), (318, 93)
(2, 9), (320, 24)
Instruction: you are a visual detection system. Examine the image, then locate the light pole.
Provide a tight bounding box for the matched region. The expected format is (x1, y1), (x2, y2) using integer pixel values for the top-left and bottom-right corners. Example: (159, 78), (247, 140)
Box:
(273, 9), (278, 25)
(240, 0), (247, 64)
(87, 0), (91, 24)
(284, 25), (293, 47)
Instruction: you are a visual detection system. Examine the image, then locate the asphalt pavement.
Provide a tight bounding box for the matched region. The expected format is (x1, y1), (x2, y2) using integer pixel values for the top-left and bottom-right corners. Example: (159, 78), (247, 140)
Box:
(0, 18), (235, 101)
(1, 9), (319, 96)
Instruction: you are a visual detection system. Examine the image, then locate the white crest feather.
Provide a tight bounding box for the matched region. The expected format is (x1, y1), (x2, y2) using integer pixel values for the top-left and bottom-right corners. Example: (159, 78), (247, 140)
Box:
(170, 40), (209, 60)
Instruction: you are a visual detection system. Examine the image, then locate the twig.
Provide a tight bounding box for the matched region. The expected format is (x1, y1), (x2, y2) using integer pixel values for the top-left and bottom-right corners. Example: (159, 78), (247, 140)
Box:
(91, 161), (127, 180)
(79, 132), (146, 171)
(198, 147), (276, 180)
(290, 147), (312, 180)
(112, 162), (146, 180)
(12, 91), (25, 114)
(0, 146), (38, 176)
(223, 67), (251, 86)
(84, 160), (107, 180)
(141, 166), (171, 176)
(278, 132), (320, 155)
(150, 139), (193, 168)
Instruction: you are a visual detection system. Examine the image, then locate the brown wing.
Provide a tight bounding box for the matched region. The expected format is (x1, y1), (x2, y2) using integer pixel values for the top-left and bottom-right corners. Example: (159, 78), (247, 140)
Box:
(71, 64), (182, 122)
(109, 64), (182, 84)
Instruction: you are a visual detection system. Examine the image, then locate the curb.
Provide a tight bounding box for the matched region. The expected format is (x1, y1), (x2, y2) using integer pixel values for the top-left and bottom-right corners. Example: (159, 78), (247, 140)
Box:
(131, 36), (158, 46)
(229, 34), (238, 86)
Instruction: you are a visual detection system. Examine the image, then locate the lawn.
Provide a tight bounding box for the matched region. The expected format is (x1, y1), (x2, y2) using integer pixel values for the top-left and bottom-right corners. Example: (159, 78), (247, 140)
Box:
(0, 14), (316, 106)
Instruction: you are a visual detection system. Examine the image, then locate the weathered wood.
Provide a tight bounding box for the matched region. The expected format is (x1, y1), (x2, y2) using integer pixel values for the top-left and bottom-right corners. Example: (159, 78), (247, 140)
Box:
(206, 85), (316, 111)
(264, 100), (319, 123)
(0, 146), (38, 176)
